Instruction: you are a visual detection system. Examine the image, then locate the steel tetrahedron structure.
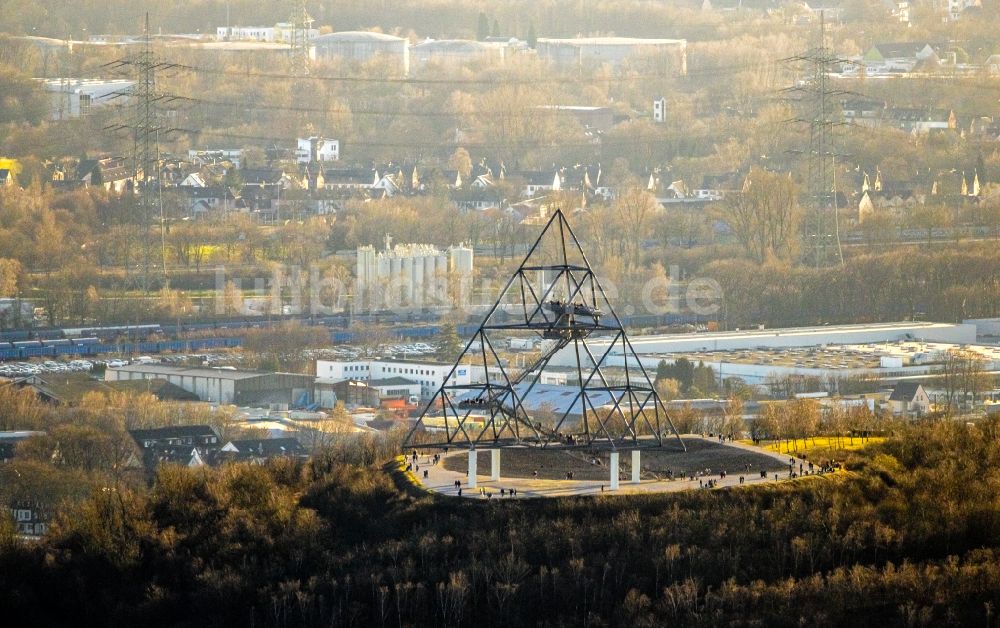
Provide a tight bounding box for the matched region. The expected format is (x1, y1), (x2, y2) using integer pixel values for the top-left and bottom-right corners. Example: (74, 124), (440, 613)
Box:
(404, 209), (684, 451)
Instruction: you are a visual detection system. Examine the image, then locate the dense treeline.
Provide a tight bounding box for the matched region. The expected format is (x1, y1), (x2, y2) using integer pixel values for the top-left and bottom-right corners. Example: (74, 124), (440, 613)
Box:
(4, 419), (1000, 625)
(701, 245), (1000, 326)
(0, 182), (346, 326)
(3, 176), (1000, 326)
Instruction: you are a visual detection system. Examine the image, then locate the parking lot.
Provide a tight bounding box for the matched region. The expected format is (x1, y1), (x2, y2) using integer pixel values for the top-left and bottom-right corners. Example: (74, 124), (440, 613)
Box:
(0, 352), (246, 378)
(0, 340), (439, 379)
(304, 342), (438, 362)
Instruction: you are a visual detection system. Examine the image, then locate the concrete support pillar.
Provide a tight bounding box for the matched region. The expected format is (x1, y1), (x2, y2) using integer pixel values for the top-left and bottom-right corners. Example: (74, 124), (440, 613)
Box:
(467, 449), (477, 488)
(609, 451), (620, 491)
(490, 449), (500, 481)
(631, 450), (641, 484)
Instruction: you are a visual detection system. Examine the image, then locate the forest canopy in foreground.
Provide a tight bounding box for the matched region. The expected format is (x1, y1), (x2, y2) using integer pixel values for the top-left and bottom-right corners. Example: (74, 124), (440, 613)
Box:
(3, 420), (1000, 626)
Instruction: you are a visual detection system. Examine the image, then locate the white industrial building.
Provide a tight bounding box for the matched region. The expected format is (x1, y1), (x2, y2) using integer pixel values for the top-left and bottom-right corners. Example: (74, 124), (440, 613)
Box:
(550, 322), (983, 386)
(296, 137), (339, 163)
(216, 23), (319, 43)
(536, 37), (687, 72)
(39, 78), (134, 120)
(965, 318), (1000, 338)
(356, 241), (474, 309)
(316, 358), (473, 400)
(620, 341), (1000, 386)
(569, 322), (977, 358)
(312, 31), (410, 74)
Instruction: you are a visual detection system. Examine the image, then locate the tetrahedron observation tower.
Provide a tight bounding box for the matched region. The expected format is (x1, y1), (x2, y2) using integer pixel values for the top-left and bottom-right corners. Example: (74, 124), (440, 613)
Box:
(404, 209), (684, 451)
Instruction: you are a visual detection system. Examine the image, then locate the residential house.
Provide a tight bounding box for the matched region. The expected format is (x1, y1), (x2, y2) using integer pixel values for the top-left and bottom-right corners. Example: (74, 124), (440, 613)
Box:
(371, 173), (401, 198)
(469, 172), (498, 189)
(856, 168), (925, 217)
(180, 186), (239, 217)
(9, 501), (51, 538)
(460, 159), (505, 190)
(379, 164), (422, 195)
(841, 98), (886, 127)
(323, 167), (378, 191)
(219, 437), (307, 463)
(296, 137), (340, 163)
(885, 107), (956, 134)
(888, 382), (931, 415)
(179, 172), (207, 187)
(160, 159), (189, 186)
(76, 156), (136, 194)
(130, 424), (221, 449)
(240, 182), (285, 222)
(241, 168), (296, 189)
(299, 163), (325, 192)
(451, 187), (502, 211)
(515, 170), (562, 198)
(562, 163), (615, 202)
(129, 424), (222, 470)
(861, 42), (938, 74)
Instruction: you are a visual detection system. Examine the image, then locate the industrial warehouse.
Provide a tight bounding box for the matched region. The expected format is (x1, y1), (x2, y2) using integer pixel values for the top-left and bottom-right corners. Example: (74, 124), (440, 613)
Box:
(104, 365), (315, 407)
(549, 321), (995, 386)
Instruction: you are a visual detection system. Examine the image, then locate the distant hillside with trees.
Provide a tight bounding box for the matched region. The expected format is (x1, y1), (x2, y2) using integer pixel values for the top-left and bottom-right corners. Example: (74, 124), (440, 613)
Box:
(5, 417), (1000, 625)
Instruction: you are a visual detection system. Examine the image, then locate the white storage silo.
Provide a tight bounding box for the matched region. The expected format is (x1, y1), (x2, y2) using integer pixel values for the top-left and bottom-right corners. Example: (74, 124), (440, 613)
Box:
(401, 256), (414, 304)
(423, 254), (437, 304)
(435, 252), (448, 302)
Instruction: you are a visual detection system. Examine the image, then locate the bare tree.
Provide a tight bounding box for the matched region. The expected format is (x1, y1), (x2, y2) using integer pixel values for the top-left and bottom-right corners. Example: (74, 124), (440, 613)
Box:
(718, 168), (801, 263)
(939, 349), (991, 411)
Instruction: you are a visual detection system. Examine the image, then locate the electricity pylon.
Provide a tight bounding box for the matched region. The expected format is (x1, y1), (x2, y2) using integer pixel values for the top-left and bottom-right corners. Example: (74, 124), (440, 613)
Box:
(783, 12), (849, 267)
